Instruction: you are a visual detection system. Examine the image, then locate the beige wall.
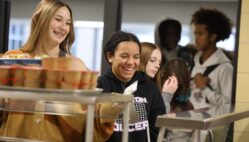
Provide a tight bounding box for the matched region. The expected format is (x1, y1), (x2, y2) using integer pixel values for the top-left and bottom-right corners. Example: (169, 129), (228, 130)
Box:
(234, 0), (249, 141)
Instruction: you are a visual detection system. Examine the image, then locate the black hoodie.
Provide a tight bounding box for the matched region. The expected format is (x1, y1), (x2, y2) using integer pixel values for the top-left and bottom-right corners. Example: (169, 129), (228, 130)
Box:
(97, 70), (166, 142)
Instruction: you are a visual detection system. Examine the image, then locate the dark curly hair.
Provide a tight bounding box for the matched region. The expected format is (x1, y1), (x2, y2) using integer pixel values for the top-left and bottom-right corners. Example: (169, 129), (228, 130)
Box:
(191, 7), (233, 42)
(103, 31), (141, 63)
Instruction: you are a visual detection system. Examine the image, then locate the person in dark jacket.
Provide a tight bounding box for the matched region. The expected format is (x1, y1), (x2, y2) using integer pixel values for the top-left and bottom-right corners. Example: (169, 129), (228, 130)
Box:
(97, 31), (166, 142)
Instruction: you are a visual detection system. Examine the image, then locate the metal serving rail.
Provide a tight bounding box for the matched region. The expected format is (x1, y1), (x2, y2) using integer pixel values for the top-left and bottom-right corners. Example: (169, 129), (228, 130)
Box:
(0, 86), (133, 142)
(156, 103), (249, 142)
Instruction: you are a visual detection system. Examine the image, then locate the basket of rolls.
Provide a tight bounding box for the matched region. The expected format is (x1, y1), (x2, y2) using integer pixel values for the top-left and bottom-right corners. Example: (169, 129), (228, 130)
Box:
(42, 57), (98, 90)
(0, 56), (99, 90)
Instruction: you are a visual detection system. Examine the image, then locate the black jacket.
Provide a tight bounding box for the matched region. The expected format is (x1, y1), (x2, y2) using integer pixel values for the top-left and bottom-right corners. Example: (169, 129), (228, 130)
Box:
(97, 70), (166, 142)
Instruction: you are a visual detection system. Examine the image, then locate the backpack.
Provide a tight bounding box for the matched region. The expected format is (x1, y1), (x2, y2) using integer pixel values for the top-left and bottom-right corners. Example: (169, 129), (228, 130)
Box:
(202, 49), (233, 89)
(203, 64), (220, 77)
(203, 64), (220, 91)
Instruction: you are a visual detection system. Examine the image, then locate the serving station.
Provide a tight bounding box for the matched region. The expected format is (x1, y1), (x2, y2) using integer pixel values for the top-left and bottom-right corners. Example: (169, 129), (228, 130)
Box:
(0, 86), (133, 142)
(156, 103), (249, 142)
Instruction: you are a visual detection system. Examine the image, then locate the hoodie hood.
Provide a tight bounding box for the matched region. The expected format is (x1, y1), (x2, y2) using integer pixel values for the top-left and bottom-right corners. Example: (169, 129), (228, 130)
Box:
(194, 48), (231, 67)
(155, 17), (165, 48)
(154, 17), (182, 61)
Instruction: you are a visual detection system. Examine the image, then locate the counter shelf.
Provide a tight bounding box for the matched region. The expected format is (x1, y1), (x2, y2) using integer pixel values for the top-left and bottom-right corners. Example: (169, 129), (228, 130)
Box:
(0, 137), (45, 142)
(0, 100), (88, 115)
(0, 59), (42, 65)
(156, 103), (249, 142)
(0, 86), (133, 142)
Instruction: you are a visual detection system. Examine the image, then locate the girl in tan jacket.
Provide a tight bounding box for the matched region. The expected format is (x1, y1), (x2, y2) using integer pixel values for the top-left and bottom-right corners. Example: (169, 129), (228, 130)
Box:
(1, 0), (123, 141)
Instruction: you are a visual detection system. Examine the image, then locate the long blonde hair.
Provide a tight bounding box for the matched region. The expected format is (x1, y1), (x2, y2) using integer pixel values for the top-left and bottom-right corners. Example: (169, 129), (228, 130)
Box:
(21, 0), (75, 55)
(138, 42), (163, 90)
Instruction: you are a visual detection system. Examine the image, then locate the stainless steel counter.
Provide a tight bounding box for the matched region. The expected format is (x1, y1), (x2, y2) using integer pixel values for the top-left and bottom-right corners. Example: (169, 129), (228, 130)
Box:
(0, 86), (133, 142)
(156, 103), (249, 142)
